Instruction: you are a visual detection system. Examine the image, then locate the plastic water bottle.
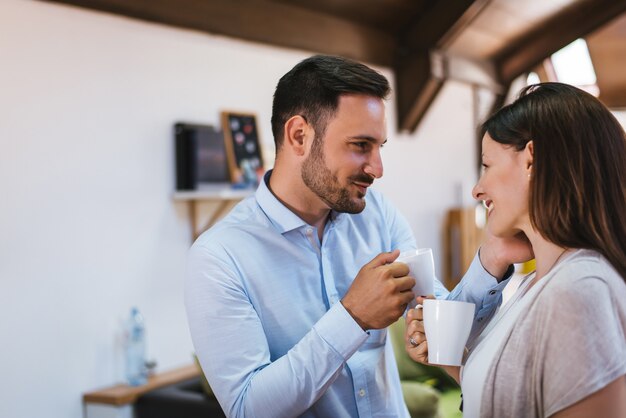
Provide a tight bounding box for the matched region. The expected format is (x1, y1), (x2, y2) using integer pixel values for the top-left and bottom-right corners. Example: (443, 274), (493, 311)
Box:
(125, 307), (147, 386)
(241, 159), (258, 188)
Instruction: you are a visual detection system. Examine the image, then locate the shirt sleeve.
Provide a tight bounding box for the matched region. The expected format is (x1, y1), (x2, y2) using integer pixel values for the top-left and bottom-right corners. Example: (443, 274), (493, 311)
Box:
(536, 276), (626, 416)
(185, 243), (369, 418)
(446, 251), (503, 304)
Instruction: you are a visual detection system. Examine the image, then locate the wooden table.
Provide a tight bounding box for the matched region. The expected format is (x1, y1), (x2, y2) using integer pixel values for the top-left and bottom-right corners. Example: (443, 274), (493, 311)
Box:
(83, 365), (200, 418)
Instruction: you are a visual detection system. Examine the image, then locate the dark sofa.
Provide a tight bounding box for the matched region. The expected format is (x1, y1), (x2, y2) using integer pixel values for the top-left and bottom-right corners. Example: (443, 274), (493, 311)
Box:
(135, 377), (226, 418)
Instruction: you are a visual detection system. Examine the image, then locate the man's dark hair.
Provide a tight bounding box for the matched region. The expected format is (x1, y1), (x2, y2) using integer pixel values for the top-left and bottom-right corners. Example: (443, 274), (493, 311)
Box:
(271, 55), (390, 151)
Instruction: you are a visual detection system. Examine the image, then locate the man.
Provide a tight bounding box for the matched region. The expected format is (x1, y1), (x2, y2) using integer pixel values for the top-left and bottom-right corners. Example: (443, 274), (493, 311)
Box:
(185, 55), (516, 417)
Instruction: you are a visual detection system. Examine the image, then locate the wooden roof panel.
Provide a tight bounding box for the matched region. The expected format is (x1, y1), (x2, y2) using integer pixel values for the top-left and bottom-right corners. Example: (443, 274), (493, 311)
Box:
(446, 0), (583, 61)
(272, 0), (428, 34)
(586, 12), (626, 107)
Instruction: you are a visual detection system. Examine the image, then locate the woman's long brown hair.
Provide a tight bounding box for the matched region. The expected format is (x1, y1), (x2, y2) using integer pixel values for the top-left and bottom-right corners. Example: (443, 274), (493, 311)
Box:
(481, 82), (626, 280)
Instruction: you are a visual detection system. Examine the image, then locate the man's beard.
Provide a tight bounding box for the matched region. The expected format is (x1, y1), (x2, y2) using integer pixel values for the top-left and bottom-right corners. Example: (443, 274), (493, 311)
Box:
(301, 138), (372, 214)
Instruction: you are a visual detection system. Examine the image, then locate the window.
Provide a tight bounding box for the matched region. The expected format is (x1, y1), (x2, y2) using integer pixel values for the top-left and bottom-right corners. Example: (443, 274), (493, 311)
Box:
(526, 72), (540, 85)
(535, 39), (599, 96)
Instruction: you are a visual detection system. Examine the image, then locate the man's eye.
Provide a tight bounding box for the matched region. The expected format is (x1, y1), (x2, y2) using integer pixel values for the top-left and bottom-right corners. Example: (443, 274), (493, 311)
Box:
(353, 142), (368, 149)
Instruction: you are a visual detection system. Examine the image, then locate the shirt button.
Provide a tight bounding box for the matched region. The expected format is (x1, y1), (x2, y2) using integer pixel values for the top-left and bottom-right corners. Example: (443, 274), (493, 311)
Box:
(477, 317), (483, 322)
(358, 389), (365, 397)
(489, 290), (497, 295)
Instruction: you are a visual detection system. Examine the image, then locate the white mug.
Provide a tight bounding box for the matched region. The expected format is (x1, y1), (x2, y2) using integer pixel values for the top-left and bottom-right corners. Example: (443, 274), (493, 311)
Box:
(397, 248), (435, 300)
(423, 299), (475, 366)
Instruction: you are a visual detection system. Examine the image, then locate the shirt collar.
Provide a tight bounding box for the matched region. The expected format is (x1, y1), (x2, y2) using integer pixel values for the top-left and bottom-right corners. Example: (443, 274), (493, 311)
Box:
(256, 170), (349, 233)
(256, 170), (308, 234)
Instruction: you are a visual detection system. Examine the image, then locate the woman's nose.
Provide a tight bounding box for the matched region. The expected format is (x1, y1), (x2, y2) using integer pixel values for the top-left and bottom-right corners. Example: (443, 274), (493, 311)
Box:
(472, 183), (482, 201)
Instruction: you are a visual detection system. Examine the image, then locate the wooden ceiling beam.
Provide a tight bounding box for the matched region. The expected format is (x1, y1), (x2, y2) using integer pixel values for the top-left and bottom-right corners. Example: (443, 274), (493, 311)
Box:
(395, 51), (444, 132)
(395, 50), (504, 132)
(496, 0), (626, 84)
(433, 51), (503, 93)
(400, 0), (481, 49)
(42, 0), (396, 66)
(395, 0), (494, 132)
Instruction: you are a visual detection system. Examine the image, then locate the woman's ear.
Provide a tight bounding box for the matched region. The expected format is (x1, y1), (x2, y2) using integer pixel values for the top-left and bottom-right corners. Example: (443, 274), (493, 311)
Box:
(524, 140), (534, 174)
(283, 115), (313, 157)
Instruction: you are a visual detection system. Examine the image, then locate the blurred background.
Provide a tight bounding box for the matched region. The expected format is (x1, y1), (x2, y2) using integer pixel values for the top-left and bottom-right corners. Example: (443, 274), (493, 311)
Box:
(1, 0), (625, 417)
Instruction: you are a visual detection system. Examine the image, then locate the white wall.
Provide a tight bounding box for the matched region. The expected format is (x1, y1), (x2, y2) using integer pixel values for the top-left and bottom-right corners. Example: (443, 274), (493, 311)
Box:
(0, 1), (477, 417)
(378, 82), (477, 261)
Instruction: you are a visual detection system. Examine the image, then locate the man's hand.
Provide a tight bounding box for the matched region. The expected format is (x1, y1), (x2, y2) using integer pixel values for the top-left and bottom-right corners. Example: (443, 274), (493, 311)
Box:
(342, 250), (415, 330)
(480, 231), (534, 280)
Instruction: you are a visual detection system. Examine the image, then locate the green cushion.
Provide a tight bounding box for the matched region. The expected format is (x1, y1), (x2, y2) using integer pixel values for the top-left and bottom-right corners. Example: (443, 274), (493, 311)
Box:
(401, 381), (439, 418)
(438, 388), (463, 418)
(193, 354), (214, 397)
(389, 318), (426, 380)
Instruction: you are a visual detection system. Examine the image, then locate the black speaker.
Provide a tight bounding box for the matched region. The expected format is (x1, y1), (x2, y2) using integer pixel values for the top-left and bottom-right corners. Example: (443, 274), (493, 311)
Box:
(175, 123), (229, 190)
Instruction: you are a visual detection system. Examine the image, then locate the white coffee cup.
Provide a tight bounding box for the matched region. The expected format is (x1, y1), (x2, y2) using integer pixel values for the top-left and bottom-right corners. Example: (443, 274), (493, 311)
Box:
(397, 248), (435, 299)
(422, 299), (475, 366)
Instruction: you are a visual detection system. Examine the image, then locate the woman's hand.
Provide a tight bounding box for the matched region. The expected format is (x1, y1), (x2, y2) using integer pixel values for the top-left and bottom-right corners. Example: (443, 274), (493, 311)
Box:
(404, 295), (432, 364)
(405, 295), (462, 384)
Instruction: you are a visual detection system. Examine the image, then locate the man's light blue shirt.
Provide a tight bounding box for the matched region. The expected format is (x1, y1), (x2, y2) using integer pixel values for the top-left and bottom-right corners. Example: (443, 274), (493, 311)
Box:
(185, 171), (504, 417)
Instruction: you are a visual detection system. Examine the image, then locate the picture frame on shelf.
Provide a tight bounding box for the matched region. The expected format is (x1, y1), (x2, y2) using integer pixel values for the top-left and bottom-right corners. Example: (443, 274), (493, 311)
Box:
(221, 111), (264, 184)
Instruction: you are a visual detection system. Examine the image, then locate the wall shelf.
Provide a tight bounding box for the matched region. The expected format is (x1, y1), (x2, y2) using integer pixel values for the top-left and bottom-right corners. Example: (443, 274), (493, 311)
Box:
(173, 185), (254, 240)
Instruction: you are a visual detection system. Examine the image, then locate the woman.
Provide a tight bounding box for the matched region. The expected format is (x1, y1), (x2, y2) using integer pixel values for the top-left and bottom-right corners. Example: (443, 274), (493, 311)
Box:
(405, 82), (626, 417)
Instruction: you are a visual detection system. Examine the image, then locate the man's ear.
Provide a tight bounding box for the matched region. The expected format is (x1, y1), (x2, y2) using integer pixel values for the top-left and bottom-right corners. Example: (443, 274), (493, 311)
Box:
(283, 115), (313, 157)
(524, 140), (534, 173)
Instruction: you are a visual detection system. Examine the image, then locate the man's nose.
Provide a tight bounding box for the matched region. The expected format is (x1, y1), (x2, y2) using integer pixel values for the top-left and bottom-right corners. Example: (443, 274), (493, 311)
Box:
(364, 150), (383, 179)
